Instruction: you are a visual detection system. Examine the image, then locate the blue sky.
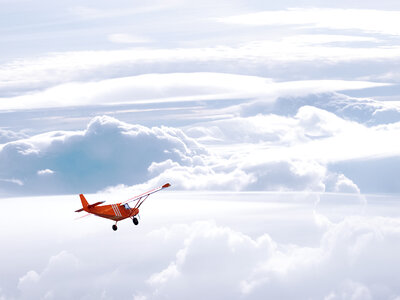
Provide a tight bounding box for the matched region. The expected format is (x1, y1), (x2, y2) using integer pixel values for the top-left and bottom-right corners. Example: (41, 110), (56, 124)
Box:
(1, 1), (400, 299)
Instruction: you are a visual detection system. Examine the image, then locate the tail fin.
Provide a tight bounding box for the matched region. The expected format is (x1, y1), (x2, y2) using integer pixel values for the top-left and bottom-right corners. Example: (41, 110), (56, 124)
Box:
(80, 194), (89, 209)
(75, 194), (89, 212)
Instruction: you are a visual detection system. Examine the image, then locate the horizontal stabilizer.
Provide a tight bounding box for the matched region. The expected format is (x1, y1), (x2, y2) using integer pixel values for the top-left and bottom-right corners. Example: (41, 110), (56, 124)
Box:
(75, 208), (84, 212)
(87, 201), (105, 209)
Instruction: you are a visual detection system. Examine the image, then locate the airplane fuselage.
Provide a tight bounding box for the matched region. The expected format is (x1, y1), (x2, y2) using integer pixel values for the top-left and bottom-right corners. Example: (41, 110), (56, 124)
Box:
(86, 204), (139, 221)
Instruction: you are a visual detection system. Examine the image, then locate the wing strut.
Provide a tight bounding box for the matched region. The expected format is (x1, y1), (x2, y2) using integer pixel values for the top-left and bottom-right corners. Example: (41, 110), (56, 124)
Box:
(134, 195), (149, 209)
(122, 183), (171, 205)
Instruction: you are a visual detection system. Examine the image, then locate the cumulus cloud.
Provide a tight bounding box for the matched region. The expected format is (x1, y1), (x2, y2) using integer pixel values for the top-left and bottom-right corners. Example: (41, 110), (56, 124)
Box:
(2, 104), (399, 196)
(26, 215), (400, 300)
(0, 129), (27, 144)
(213, 105), (400, 165)
(18, 251), (81, 300)
(183, 105), (400, 193)
(143, 216), (400, 300)
(240, 92), (400, 126)
(0, 115), (207, 195)
(2, 192), (400, 299)
(0, 113), (363, 196)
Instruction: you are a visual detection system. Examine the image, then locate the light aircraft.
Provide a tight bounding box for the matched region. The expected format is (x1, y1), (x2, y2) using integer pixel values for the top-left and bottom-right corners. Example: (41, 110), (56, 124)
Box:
(75, 183), (171, 231)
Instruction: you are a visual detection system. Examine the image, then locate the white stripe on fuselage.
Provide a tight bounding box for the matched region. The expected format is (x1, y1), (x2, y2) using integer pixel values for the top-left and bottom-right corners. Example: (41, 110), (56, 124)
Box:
(112, 204), (122, 217)
(111, 204), (117, 216)
(115, 204), (122, 216)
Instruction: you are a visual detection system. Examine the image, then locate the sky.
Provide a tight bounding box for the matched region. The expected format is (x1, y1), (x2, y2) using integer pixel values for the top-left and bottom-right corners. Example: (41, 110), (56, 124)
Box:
(1, 0), (400, 299)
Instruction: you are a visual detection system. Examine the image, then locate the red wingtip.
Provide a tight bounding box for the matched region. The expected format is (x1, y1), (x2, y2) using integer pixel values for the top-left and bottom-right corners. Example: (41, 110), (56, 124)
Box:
(162, 183), (171, 188)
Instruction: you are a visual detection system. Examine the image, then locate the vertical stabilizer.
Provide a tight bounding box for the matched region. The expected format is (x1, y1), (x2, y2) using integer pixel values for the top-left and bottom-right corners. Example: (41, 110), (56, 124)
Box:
(80, 194), (89, 209)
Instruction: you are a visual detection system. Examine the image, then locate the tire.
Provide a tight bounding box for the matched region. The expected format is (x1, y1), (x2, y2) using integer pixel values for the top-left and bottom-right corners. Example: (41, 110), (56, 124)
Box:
(132, 217), (139, 225)
(112, 224), (118, 231)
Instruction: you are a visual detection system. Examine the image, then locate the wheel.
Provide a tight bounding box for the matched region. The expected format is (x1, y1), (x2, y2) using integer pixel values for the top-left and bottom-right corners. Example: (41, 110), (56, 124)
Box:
(132, 217), (139, 225)
(112, 224), (118, 231)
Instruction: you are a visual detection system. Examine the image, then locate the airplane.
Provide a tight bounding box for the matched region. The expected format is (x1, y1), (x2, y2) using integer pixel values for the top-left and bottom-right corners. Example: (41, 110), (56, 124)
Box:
(75, 183), (171, 231)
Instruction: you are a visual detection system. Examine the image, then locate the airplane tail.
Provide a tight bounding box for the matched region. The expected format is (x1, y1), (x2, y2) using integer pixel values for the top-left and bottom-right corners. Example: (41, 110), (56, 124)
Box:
(75, 194), (89, 212)
(80, 194), (89, 209)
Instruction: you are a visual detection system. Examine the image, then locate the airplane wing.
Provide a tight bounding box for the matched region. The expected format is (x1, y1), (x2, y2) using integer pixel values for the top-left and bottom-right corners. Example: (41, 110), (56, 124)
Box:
(122, 183), (171, 205)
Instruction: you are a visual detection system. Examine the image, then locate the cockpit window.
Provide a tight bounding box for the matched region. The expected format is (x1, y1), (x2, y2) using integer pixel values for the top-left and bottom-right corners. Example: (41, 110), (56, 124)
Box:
(123, 203), (131, 210)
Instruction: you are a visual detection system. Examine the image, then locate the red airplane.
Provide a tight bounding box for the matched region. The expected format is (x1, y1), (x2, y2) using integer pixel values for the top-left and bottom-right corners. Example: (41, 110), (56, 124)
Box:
(75, 183), (171, 231)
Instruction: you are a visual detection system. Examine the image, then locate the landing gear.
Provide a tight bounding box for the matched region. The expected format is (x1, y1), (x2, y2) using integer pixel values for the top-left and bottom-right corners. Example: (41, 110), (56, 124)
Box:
(132, 217), (139, 225)
(112, 224), (118, 231)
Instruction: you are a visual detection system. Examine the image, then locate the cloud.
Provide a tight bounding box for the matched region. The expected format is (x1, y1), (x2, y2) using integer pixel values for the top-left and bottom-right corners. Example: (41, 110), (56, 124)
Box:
(182, 105), (400, 193)
(3, 101), (400, 195)
(2, 104), (400, 196)
(2, 192), (400, 299)
(0, 115), (207, 195)
(0, 72), (389, 111)
(0, 178), (23, 186)
(217, 105), (400, 165)
(18, 251), (81, 300)
(0, 113), (363, 196)
(258, 92), (400, 126)
(108, 33), (151, 44)
(0, 129), (27, 144)
(0, 37), (397, 100)
(219, 8), (400, 36)
(37, 169), (54, 176)
(145, 216), (400, 299)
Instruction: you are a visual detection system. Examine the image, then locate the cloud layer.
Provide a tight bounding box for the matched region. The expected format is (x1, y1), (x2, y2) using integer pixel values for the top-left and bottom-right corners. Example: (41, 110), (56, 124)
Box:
(0, 72), (388, 111)
(1, 193), (399, 299)
(219, 8), (400, 36)
(0, 113), (368, 196)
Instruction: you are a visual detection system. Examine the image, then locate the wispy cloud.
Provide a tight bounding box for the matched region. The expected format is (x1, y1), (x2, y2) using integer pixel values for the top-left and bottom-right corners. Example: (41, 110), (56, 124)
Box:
(69, 4), (170, 20)
(1, 39), (398, 98)
(219, 8), (400, 36)
(0, 72), (389, 111)
(107, 33), (151, 44)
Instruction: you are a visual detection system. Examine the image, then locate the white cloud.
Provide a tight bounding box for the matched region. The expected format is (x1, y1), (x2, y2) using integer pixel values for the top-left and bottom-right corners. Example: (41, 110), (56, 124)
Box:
(0, 129), (27, 144)
(18, 251), (81, 300)
(329, 174), (361, 194)
(207, 105), (400, 166)
(69, 4), (169, 20)
(0, 114), (364, 195)
(0, 38), (397, 100)
(266, 93), (400, 126)
(2, 192), (400, 299)
(0, 178), (23, 186)
(37, 169), (54, 176)
(2, 103), (400, 196)
(108, 33), (151, 44)
(0, 72), (389, 111)
(183, 105), (400, 193)
(219, 8), (400, 36)
(137, 216), (400, 299)
(3, 101), (400, 195)
(0, 115), (208, 195)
